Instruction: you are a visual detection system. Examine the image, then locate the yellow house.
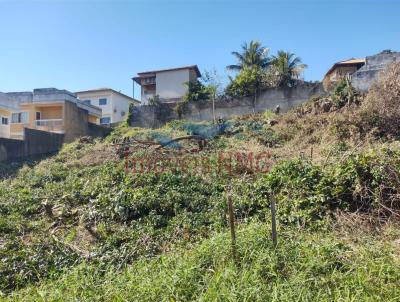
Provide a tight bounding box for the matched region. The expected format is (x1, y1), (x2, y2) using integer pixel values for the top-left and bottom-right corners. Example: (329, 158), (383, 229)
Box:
(1, 89), (102, 141)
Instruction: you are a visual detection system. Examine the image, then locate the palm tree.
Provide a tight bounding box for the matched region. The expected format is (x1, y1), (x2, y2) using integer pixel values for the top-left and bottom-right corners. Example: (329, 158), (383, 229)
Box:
(270, 50), (307, 87)
(227, 40), (270, 71)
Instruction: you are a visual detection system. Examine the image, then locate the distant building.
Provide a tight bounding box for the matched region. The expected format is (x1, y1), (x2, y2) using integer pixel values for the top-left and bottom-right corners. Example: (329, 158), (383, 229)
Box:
(323, 58), (365, 90)
(0, 94), (17, 139)
(133, 65), (201, 105)
(75, 88), (140, 125)
(0, 88), (101, 141)
(352, 50), (400, 92)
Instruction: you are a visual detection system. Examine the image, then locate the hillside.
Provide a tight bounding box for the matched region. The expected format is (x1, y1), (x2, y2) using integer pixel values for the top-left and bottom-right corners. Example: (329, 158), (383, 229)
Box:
(1, 65), (400, 301)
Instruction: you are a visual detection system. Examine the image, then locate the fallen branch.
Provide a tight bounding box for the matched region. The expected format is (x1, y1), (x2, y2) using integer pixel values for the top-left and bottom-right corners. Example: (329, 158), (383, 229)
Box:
(155, 135), (205, 150)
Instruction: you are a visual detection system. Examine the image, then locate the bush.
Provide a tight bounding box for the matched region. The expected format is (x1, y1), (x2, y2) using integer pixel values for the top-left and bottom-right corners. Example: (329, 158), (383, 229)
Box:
(361, 62), (400, 136)
(148, 95), (162, 106)
(332, 77), (359, 108)
(183, 81), (210, 102)
(261, 148), (400, 226)
(226, 67), (264, 98)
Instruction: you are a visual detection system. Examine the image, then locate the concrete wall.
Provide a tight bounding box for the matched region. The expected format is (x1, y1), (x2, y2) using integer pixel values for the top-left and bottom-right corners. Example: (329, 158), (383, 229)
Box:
(63, 101), (89, 143)
(0, 128), (64, 162)
(24, 128), (64, 157)
(130, 82), (325, 128)
(0, 125), (110, 162)
(0, 137), (25, 161)
(352, 50), (400, 92)
(156, 69), (190, 100)
(88, 123), (113, 138)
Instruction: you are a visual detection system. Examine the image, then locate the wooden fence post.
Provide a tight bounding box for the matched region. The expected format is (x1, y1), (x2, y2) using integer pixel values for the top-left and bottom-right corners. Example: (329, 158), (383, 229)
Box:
(271, 194), (277, 248)
(227, 192), (237, 264)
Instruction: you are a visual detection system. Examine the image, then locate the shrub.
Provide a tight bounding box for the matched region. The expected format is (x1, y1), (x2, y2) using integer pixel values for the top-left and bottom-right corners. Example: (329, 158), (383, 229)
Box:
(361, 62), (400, 136)
(332, 77), (359, 108)
(126, 103), (135, 126)
(226, 67), (264, 98)
(148, 95), (162, 106)
(261, 148), (400, 226)
(183, 81), (210, 102)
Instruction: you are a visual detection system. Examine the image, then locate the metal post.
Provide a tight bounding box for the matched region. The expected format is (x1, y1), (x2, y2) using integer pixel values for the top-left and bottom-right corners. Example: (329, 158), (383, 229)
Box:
(271, 195), (277, 248)
(227, 193), (237, 263)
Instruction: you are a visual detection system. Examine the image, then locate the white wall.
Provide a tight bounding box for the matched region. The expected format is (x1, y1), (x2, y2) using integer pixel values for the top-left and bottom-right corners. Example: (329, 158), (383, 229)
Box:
(76, 91), (135, 124)
(155, 69), (190, 99)
(110, 93), (133, 123)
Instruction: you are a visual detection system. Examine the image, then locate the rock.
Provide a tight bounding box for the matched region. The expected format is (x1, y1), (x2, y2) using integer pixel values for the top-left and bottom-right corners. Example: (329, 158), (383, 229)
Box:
(269, 119), (278, 126)
(321, 101), (332, 112)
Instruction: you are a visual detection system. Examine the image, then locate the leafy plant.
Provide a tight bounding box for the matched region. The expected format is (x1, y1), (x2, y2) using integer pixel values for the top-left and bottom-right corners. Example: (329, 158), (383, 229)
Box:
(226, 67), (265, 98)
(332, 77), (358, 108)
(148, 95), (162, 106)
(183, 81), (210, 103)
(126, 103), (135, 126)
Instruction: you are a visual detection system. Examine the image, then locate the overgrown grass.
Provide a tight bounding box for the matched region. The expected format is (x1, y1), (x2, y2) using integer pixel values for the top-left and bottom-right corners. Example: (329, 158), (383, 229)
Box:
(7, 222), (400, 301)
(1, 140), (400, 296)
(2, 73), (400, 300)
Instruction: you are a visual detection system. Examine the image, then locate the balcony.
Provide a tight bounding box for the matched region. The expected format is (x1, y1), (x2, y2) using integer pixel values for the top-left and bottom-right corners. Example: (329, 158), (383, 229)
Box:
(35, 119), (64, 133)
(141, 77), (156, 85)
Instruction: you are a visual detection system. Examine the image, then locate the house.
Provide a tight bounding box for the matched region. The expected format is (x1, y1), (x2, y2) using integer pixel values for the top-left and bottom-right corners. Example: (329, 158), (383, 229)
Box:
(352, 50), (400, 92)
(0, 97), (17, 139)
(0, 88), (102, 142)
(133, 65), (201, 105)
(323, 58), (365, 90)
(75, 88), (140, 125)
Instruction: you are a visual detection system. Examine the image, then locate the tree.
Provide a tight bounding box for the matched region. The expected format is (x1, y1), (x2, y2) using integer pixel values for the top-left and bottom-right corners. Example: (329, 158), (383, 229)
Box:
(183, 80), (210, 103)
(270, 50), (307, 87)
(202, 69), (223, 123)
(226, 67), (265, 112)
(227, 40), (270, 71)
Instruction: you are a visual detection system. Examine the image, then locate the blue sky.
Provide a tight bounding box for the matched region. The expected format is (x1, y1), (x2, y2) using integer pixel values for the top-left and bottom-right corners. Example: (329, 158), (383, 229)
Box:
(0, 0), (399, 99)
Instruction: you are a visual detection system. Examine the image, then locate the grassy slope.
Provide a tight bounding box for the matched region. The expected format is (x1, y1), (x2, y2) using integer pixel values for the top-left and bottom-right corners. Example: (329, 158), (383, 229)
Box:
(8, 222), (400, 301)
(1, 88), (400, 300)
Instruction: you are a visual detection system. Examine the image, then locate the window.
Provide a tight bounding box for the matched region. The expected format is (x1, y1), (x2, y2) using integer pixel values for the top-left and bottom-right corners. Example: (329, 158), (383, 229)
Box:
(99, 98), (107, 106)
(1, 117), (8, 125)
(82, 100), (91, 105)
(11, 112), (28, 123)
(100, 117), (111, 124)
(36, 112), (41, 120)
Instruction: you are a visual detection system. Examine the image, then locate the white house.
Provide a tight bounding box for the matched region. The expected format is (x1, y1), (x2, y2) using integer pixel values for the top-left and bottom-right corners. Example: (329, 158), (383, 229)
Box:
(133, 65), (201, 105)
(75, 88), (140, 125)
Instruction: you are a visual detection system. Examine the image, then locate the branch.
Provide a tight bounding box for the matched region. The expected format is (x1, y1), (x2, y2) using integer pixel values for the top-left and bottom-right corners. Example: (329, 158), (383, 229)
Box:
(155, 135), (206, 150)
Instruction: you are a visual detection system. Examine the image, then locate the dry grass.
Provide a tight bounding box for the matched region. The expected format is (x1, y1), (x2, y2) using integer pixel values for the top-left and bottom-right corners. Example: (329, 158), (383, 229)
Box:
(361, 62), (400, 136)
